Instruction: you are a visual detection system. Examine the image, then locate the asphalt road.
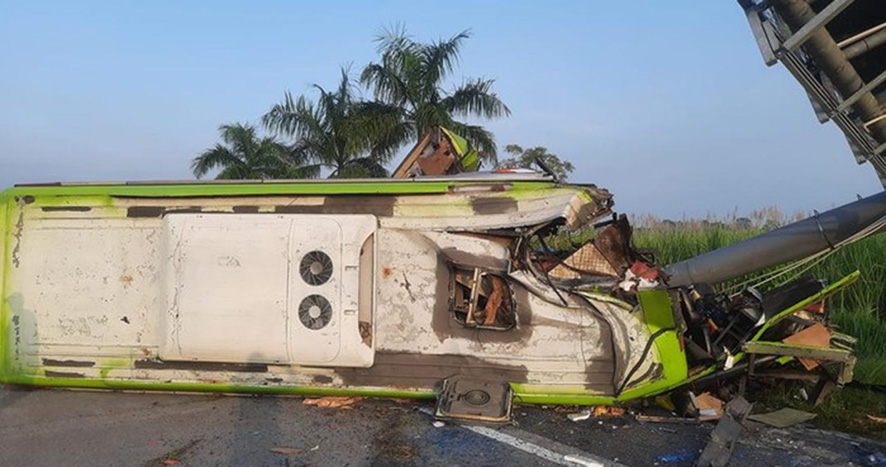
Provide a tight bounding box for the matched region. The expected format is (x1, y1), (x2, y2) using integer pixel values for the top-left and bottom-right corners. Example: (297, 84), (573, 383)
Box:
(1, 385), (883, 466)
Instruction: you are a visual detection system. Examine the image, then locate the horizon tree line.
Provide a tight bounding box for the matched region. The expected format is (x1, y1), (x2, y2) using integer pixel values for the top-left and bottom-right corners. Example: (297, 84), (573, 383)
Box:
(193, 28), (510, 179)
(192, 27), (575, 181)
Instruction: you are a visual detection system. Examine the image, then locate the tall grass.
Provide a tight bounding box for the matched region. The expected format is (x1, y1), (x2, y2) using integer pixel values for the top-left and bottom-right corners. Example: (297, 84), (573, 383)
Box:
(632, 223), (886, 384)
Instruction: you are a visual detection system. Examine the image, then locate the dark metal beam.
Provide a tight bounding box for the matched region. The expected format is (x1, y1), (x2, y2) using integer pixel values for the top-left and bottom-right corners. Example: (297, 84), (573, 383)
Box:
(836, 69), (886, 113)
(844, 28), (886, 60)
(782, 0), (854, 52)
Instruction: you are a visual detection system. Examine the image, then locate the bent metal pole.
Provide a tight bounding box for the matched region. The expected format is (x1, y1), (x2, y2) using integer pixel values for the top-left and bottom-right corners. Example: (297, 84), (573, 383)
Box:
(663, 190), (886, 287)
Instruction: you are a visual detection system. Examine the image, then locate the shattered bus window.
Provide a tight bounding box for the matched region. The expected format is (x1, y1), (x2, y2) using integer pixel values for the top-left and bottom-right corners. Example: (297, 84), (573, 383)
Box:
(450, 266), (516, 331)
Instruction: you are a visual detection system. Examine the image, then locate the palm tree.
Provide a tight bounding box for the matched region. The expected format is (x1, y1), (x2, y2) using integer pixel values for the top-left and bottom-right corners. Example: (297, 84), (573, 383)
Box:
(263, 69), (401, 178)
(497, 144), (575, 181)
(191, 123), (319, 179)
(361, 28), (511, 163)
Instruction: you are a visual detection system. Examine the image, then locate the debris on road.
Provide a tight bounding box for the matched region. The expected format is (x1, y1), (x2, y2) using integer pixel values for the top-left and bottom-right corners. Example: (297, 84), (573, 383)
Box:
(655, 449), (697, 463)
(593, 406), (625, 417)
(567, 406), (625, 422)
(696, 396), (752, 467)
(302, 396), (363, 409)
(748, 408), (817, 428)
(635, 415), (705, 425)
(691, 392), (725, 419)
(269, 447), (304, 456)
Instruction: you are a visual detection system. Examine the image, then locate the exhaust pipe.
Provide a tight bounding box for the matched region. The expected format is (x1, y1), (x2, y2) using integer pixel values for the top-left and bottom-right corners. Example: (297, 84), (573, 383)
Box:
(663, 191), (886, 287)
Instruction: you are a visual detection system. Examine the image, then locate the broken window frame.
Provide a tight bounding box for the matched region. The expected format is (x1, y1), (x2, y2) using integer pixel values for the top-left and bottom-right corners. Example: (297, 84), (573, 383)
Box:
(448, 263), (518, 331)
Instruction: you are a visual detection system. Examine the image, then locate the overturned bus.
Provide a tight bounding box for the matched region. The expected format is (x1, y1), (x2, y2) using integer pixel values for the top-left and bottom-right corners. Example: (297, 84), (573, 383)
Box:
(1, 174), (882, 421)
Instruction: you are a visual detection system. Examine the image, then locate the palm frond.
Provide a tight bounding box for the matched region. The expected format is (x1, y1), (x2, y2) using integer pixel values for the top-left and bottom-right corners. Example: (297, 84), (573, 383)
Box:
(191, 144), (243, 179)
(442, 78), (511, 119)
(420, 30), (471, 90)
(337, 157), (389, 178)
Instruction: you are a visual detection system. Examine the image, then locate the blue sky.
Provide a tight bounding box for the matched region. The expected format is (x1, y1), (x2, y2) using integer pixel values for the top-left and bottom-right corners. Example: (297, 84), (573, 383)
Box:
(1, 1), (882, 217)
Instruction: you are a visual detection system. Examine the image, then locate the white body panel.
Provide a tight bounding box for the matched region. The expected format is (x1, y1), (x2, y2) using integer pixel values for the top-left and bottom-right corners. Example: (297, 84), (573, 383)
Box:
(159, 214), (376, 367)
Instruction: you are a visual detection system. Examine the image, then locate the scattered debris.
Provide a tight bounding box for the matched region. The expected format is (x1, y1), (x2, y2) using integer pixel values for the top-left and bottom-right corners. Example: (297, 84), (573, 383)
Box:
(392, 126), (480, 178)
(302, 396), (362, 409)
(654, 394), (676, 412)
(568, 410), (592, 422)
(655, 449), (697, 463)
(568, 406), (626, 422)
(432, 421), (446, 428)
(269, 447), (304, 456)
(783, 322), (831, 370)
(696, 396), (752, 467)
(748, 408), (817, 428)
(635, 415), (704, 425)
(144, 438), (202, 467)
(691, 392), (724, 419)
(592, 406), (625, 417)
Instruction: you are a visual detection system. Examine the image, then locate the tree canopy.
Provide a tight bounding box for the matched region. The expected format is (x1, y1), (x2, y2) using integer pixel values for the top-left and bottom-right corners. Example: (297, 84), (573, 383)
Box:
(496, 144), (576, 181)
(194, 27), (513, 179)
(263, 69), (401, 178)
(361, 28), (510, 163)
(191, 123), (318, 179)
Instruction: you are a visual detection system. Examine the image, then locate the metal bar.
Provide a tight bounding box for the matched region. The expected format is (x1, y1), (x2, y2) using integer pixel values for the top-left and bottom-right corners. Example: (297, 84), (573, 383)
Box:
(865, 114), (886, 129)
(875, 141), (886, 155)
(741, 2), (779, 65)
(837, 20), (886, 48)
(743, 341), (852, 362)
(836, 69), (886, 113)
(751, 371), (822, 381)
(782, 0), (854, 52)
(844, 28), (886, 59)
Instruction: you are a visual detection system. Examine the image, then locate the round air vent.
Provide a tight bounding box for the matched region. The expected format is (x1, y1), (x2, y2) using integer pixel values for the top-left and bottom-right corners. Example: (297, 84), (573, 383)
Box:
(298, 294), (333, 330)
(299, 251), (333, 286)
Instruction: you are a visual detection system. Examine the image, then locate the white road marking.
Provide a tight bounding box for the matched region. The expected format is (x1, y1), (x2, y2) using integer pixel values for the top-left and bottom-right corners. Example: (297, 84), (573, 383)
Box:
(464, 424), (586, 466)
(418, 407), (621, 467)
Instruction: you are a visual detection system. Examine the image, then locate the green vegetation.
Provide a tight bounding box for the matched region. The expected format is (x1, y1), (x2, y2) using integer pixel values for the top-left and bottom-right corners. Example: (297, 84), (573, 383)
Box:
(633, 223), (886, 385)
(496, 145), (575, 181)
(262, 69), (395, 178)
(362, 28), (510, 163)
(191, 123), (317, 179)
(194, 27), (510, 179)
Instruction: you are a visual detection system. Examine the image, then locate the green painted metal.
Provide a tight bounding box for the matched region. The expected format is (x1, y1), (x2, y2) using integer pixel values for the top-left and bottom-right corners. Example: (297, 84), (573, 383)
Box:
(513, 393), (616, 406)
(1, 180), (559, 199)
(751, 271), (860, 341)
(617, 290), (688, 401)
(0, 373), (437, 399)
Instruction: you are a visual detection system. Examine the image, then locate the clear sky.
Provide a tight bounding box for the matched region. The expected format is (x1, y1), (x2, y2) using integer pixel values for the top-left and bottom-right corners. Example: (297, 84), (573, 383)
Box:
(1, 0), (882, 218)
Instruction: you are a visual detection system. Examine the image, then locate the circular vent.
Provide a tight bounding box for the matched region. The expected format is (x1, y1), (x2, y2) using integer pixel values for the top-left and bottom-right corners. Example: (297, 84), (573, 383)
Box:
(298, 294), (333, 330)
(299, 251), (333, 286)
